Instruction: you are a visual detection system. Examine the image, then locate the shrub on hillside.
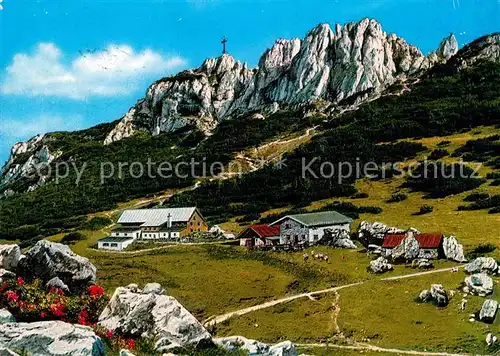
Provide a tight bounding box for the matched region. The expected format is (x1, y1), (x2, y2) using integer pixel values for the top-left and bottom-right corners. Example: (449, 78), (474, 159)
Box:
(437, 140), (451, 147)
(404, 162), (485, 198)
(428, 149), (449, 160)
(414, 205), (434, 215)
(466, 243), (497, 260)
(60, 232), (86, 245)
(235, 213), (261, 223)
(387, 193), (408, 203)
(463, 192), (490, 202)
(351, 192), (369, 199)
(82, 217), (113, 231)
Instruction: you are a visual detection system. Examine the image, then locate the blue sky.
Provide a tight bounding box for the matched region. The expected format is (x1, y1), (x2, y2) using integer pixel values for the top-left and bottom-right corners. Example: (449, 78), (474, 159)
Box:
(0, 0), (499, 165)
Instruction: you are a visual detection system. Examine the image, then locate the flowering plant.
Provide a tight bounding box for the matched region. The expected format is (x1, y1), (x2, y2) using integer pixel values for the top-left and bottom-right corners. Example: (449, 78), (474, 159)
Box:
(0, 279), (109, 325)
(0, 279), (140, 352)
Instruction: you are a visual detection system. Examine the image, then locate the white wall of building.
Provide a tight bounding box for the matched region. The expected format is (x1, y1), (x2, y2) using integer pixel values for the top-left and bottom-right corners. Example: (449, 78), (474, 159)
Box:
(98, 238), (135, 251)
(110, 230), (141, 239)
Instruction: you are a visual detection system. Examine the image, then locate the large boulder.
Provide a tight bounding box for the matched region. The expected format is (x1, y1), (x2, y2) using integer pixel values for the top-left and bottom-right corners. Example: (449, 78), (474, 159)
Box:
(418, 284), (449, 307)
(412, 258), (434, 269)
(98, 284), (213, 352)
(442, 236), (467, 262)
(319, 229), (356, 249)
(214, 336), (297, 356)
(0, 270), (15, 283)
(0, 310), (15, 324)
(369, 257), (393, 274)
(0, 245), (20, 272)
(479, 299), (499, 323)
(391, 233), (420, 261)
(465, 257), (498, 275)
(357, 221), (409, 247)
(464, 273), (494, 296)
(142, 283), (165, 295)
(18, 240), (96, 293)
(0, 321), (105, 355)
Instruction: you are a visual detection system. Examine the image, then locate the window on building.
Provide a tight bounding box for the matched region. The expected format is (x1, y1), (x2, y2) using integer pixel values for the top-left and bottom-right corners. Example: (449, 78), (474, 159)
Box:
(314, 234), (319, 240)
(103, 243), (109, 247)
(111, 243), (118, 247)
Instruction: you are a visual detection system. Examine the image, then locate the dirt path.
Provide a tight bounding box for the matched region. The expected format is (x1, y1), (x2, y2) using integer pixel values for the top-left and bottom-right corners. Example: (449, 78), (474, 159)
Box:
(330, 291), (342, 336)
(203, 266), (463, 328)
(203, 282), (363, 328)
(296, 343), (469, 356)
(381, 266), (465, 281)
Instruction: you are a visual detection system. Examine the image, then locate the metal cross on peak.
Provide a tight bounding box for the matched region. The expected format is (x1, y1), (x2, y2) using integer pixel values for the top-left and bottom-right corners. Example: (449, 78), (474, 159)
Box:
(221, 37), (228, 54)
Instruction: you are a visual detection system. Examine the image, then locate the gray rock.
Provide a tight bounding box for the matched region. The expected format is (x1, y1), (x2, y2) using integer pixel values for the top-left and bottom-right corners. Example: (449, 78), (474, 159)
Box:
(486, 332), (498, 346)
(0, 270), (15, 282)
(480, 299), (498, 323)
(45, 277), (70, 294)
(119, 350), (135, 356)
(0, 349), (19, 356)
(214, 336), (297, 356)
(0, 321), (105, 355)
(465, 257), (498, 275)
(18, 240), (96, 293)
(419, 284), (449, 307)
(125, 283), (140, 292)
(0, 245), (20, 271)
(98, 284), (212, 352)
(0, 310), (15, 324)
(142, 282), (165, 295)
(412, 258), (434, 269)
(319, 229), (356, 249)
(442, 236), (467, 262)
(369, 257), (393, 274)
(358, 221), (407, 243)
(464, 273), (494, 296)
(436, 34), (459, 59)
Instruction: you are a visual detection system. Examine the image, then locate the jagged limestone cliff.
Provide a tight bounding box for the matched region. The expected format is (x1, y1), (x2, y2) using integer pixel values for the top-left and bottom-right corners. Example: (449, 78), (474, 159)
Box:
(103, 19), (459, 145)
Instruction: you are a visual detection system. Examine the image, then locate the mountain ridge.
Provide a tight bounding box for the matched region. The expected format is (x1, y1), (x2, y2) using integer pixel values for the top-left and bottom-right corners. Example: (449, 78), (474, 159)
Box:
(1, 19), (500, 199)
(103, 18), (458, 145)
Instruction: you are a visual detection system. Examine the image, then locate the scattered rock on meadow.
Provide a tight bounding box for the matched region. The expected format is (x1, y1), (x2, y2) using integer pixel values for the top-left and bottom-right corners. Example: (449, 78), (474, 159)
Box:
(479, 299), (499, 323)
(464, 273), (494, 296)
(320, 229), (356, 249)
(465, 257), (499, 275)
(0, 245), (20, 271)
(419, 284), (449, 307)
(442, 236), (467, 262)
(412, 258), (434, 269)
(0, 320), (105, 355)
(369, 257), (393, 274)
(214, 336), (297, 356)
(486, 332), (498, 346)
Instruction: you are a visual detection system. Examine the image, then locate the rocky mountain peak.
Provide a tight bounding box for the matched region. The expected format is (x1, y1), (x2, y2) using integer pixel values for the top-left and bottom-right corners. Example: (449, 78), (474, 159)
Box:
(444, 33), (500, 71)
(437, 34), (459, 59)
(102, 20), (470, 145)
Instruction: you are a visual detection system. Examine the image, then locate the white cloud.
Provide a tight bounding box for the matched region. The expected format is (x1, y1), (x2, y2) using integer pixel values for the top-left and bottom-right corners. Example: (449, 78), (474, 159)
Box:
(1, 43), (186, 99)
(0, 114), (85, 143)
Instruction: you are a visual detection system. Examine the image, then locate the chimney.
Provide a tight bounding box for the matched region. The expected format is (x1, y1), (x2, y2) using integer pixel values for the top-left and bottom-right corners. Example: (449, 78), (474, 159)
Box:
(167, 213), (172, 228)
